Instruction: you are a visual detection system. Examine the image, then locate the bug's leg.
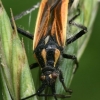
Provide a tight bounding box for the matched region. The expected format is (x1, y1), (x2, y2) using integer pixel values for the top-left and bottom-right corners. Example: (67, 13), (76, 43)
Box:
(37, 94), (71, 98)
(62, 54), (78, 73)
(14, 3), (40, 21)
(51, 83), (71, 99)
(21, 83), (47, 100)
(67, 9), (87, 45)
(10, 18), (33, 40)
(69, 8), (81, 23)
(10, 3), (39, 39)
(29, 62), (39, 69)
(67, 28), (87, 45)
(59, 69), (72, 93)
(69, 0), (74, 8)
(21, 82), (71, 100)
(11, 23), (33, 40)
(54, 94), (71, 98)
(15, 27), (33, 40)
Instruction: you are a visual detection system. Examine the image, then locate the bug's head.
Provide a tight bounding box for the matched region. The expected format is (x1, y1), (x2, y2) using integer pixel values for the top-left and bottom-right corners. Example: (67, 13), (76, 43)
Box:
(40, 71), (58, 86)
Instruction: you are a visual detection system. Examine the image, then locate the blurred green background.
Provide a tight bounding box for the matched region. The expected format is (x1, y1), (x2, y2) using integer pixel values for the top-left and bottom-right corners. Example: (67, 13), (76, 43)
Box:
(0, 0), (100, 100)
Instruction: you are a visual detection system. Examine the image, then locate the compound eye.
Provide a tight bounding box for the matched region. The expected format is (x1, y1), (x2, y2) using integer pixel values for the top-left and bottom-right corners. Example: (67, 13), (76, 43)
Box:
(40, 75), (45, 81)
(52, 73), (57, 79)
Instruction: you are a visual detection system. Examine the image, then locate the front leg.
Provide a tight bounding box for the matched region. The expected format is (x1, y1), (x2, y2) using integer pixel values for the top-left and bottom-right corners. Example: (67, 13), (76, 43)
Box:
(59, 69), (72, 93)
(21, 83), (47, 100)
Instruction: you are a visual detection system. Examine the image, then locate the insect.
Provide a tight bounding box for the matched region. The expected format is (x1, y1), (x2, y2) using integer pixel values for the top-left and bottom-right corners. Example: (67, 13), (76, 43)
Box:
(12, 0), (87, 100)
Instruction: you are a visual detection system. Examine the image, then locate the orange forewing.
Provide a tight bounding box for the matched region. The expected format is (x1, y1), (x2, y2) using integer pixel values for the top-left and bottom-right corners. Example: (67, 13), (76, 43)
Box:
(33, 0), (69, 50)
(51, 0), (69, 46)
